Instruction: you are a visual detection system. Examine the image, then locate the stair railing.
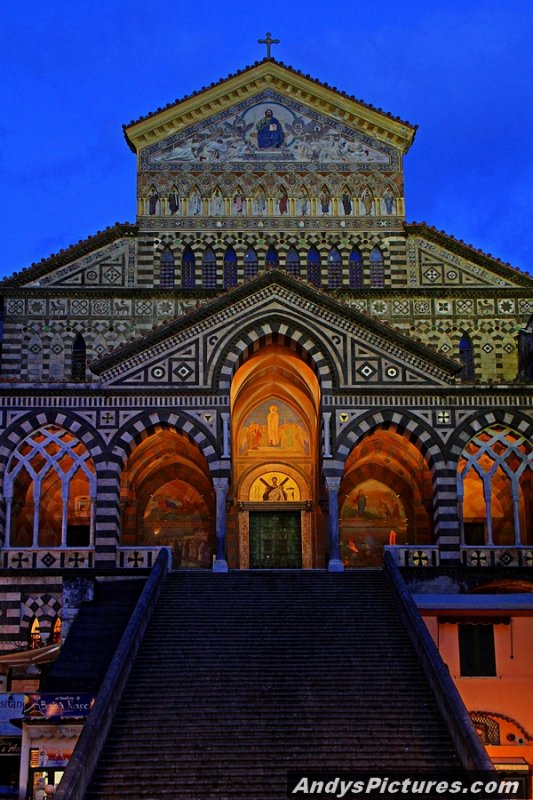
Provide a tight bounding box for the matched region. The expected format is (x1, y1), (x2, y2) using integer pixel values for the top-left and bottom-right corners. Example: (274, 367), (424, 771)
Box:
(383, 550), (495, 773)
(54, 546), (171, 800)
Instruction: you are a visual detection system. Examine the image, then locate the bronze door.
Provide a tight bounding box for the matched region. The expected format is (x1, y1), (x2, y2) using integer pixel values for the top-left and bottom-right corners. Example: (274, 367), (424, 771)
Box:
(249, 511), (302, 568)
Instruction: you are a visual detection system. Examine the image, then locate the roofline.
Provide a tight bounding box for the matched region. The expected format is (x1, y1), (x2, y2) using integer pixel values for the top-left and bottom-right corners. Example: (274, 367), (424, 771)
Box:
(0, 223), (138, 287)
(122, 58), (417, 154)
(91, 269), (460, 376)
(405, 222), (533, 285)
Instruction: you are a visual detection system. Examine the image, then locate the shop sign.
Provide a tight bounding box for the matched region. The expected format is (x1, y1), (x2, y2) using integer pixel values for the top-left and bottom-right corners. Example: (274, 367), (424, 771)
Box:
(0, 693), (24, 722)
(24, 693), (95, 720)
(0, 738), (21, 756)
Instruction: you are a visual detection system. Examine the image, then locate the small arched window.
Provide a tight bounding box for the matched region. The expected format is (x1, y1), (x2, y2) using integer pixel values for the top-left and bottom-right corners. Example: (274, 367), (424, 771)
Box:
(244, 247), (258, 279)
(30, 618), (42, 650)
(52, 617), (62, 644)
(518, 316), (533, 381)
(223, 247), (237, 289)
(328, 248), (342, 289)
(459, 333), (475, 381)
(265, 246), (279, 269)
(160, 247), (175, 289)
(370, 246), (384, 288)
(202, 248), (217, 289)
(71, 333), (86, 381)
(286, 247), (300, 278)
(307, 247), (321, 287)
(349, 248), (363, 289)
(181, 247), (196, 289)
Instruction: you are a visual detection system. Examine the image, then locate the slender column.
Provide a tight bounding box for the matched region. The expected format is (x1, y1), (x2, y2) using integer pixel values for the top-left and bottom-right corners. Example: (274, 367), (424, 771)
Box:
(322, 412), (332, 458)
(61, 480), (69, 547)
(221, 413), (231, 459)
(457, 475), (465, 544)
(213, 477), (229, 573)
(325, 477), (344, 572)
(511, 479), (521, 546)
(483, 478), (493, 546)
(33, 480), (41, 548)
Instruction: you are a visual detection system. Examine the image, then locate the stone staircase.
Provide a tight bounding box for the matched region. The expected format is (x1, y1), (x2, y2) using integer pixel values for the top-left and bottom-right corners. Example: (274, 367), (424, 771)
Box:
(84, 570), (462, 799)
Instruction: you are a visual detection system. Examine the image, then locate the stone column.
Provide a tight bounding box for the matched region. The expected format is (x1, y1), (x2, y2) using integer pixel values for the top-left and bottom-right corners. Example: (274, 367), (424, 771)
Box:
(221, 413), (231, 459)
(325, 477), (344, 572)
(322, 412), (332, 458)
(213, 477), (229, 573)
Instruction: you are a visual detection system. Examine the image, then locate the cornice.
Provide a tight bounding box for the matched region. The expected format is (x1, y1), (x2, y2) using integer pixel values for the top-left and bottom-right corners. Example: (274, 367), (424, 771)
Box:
(123, 59), (417, 156)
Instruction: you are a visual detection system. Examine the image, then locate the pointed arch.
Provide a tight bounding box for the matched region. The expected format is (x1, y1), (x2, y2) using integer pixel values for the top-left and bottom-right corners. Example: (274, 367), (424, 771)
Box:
(223, 246), (237, 289)
(265, 245), (279, 269)
(459, 332), (475, 381)
(72, 333), (87, 381)
(518, 315), (533, 381)
(327, 248), (342, 289)
(202, 247), (217, 289)
(30, 617), (42, 649)
(286, 246), (301, 278)
(160, 246), (175, 288)
(369, 246), (384, 288)
(307, 246), (321, 287)
(244, 247), (258, 279)
(181, 246), (196, 289)
(349, 247), (363, 289)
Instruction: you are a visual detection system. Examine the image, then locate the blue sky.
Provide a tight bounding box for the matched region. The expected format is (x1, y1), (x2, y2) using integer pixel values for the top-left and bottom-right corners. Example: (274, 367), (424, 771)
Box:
(1, 0), (532, 278)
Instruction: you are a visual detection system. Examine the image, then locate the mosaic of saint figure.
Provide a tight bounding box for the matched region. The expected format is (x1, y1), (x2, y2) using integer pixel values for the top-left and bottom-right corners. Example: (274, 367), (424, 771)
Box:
(256, 108), (284, 149)
(261, 475), (288, 501)
(267, 404), (280, 446)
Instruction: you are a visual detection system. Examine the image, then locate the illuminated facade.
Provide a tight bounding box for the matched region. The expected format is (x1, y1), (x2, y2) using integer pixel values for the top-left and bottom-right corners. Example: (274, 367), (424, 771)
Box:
(0, 59), (532, 786)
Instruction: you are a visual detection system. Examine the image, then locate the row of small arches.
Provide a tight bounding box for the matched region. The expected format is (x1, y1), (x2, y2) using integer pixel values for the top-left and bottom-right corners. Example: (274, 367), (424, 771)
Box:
(160, 245), (385, 289)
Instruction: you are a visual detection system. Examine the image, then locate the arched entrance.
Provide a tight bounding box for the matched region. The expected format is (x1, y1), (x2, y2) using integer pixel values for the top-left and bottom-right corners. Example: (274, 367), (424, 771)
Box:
(339, 428), (434, 567)
(230, 343), (321, 568)
(120, 429), (215, 568)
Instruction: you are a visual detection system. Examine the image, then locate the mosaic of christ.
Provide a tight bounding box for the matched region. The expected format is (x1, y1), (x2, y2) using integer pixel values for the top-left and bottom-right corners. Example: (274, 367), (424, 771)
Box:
(239, 400), (309, 456)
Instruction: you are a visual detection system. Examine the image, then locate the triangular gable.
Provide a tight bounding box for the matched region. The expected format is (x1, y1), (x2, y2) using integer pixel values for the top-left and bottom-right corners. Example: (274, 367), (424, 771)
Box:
(406, 224), (533, 289)
(125, 60), (416, 157)
(0, 224), (137, 288)
(93, 272), (460, 389)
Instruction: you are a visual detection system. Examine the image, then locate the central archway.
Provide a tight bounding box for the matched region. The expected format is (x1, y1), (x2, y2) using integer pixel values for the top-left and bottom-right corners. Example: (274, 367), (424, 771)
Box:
(230, 342), (322, 568)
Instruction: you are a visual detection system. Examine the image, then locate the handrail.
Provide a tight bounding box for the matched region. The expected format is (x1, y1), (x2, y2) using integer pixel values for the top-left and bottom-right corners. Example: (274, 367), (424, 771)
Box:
(383, 550), (495, 772)
(54, 547), (171, 800)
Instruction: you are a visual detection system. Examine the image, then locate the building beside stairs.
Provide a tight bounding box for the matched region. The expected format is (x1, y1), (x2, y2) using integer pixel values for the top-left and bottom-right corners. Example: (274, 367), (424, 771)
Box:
(0, 57), (532, 796)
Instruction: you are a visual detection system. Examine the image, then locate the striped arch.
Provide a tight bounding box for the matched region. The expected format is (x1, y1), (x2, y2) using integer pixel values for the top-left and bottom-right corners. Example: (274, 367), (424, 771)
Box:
(214, 318), (340, 392)
(109, 409), (220, 473)
(332, 409), (453, 549)
(447, 409), (533, 460)
(333, 409), (446, 472)
(0, 410), (105, 474)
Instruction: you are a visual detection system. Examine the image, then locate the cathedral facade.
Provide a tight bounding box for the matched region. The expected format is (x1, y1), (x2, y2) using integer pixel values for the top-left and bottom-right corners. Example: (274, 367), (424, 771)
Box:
(0, 59), (533, 785)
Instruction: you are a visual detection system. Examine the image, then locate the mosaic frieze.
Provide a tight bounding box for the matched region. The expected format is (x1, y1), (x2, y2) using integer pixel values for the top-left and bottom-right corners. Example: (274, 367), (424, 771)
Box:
(140, 90), (400, 172)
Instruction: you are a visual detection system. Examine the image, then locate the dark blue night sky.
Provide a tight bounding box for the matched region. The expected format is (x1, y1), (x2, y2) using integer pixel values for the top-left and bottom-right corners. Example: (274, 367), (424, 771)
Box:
(2, 0), (532, 277)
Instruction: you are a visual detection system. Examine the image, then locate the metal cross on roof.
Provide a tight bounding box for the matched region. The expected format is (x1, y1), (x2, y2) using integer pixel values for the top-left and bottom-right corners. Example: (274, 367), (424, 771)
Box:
(258, 32), (280, 58)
